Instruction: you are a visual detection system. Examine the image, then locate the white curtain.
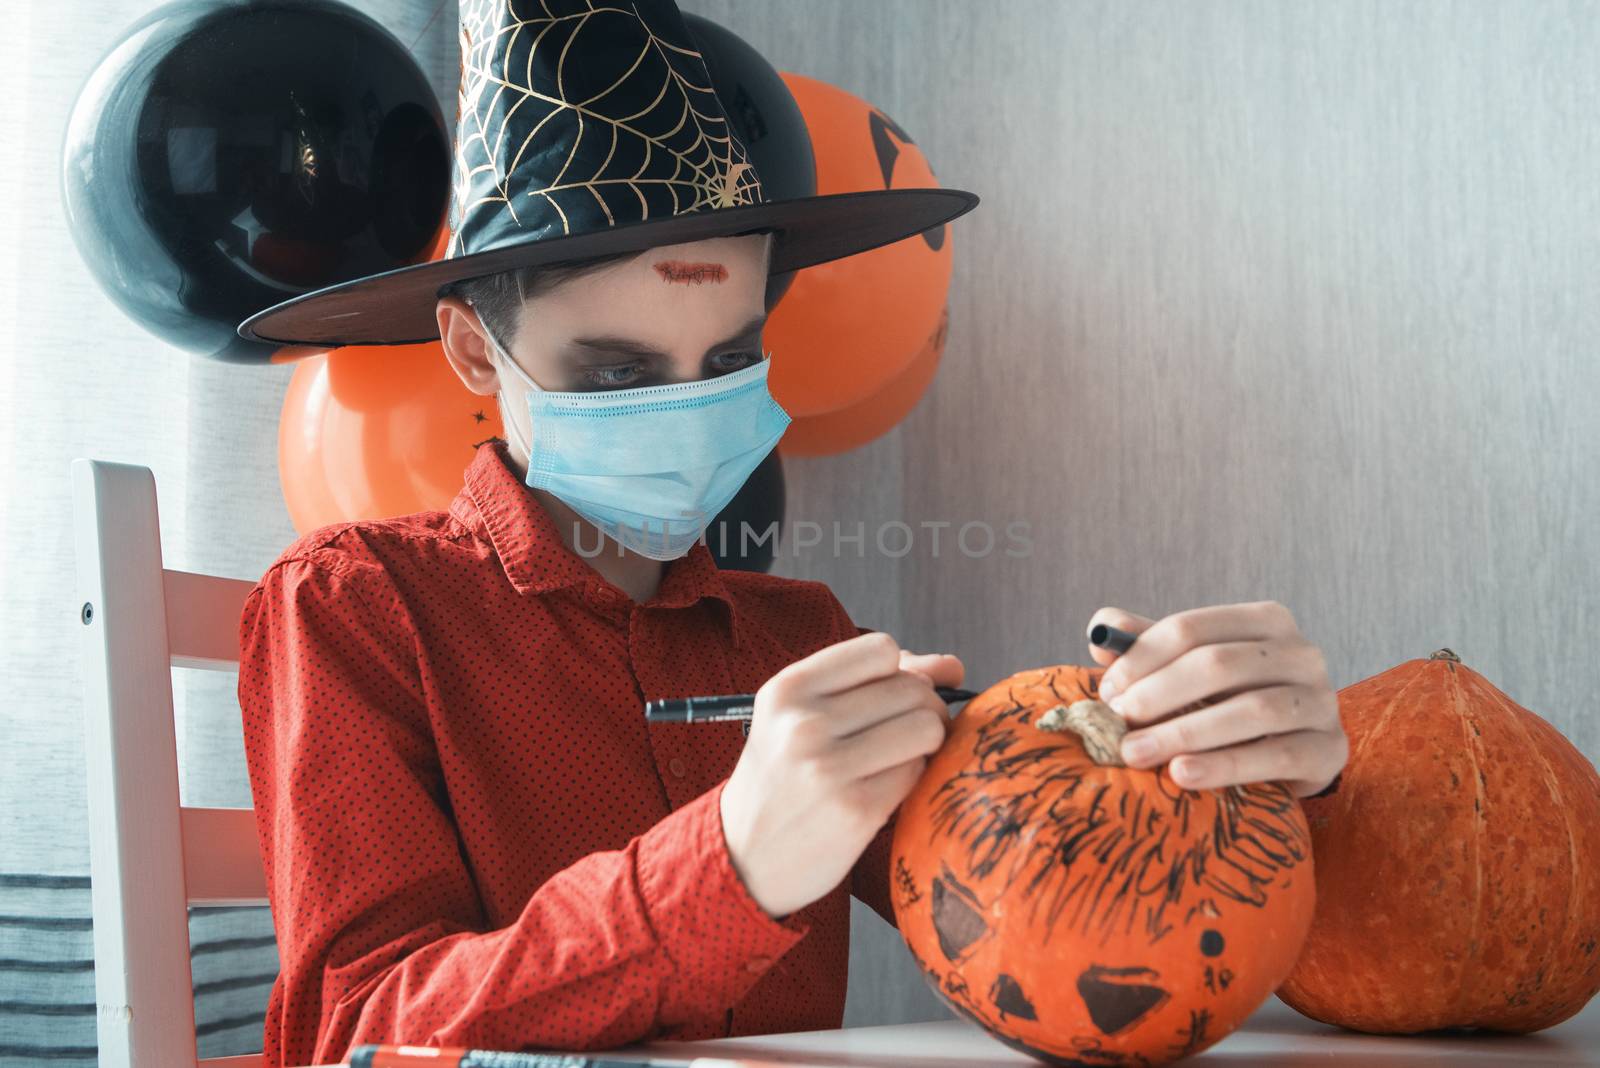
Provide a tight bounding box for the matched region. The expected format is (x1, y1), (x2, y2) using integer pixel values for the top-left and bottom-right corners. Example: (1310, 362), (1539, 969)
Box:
(0, 1), (458, 1060)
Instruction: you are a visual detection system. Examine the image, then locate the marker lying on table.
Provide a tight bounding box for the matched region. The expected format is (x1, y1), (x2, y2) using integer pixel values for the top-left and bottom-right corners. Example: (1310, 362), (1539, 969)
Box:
(349, 1044), (675, 1066)
(348, 1044), (824, 1067)
(644, 685), (978, 724)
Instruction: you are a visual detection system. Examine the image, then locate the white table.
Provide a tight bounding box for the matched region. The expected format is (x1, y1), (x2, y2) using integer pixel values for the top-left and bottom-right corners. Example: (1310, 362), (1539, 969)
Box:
(615, 993), (1600, 1066)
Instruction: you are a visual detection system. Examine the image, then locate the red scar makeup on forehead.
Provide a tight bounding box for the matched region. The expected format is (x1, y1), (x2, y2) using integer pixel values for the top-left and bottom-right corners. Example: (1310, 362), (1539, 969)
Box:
(653, 260), (729, 284)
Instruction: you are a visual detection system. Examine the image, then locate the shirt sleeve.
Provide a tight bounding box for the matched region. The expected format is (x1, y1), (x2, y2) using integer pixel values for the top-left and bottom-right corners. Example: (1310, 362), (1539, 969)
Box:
(237, 554), (810, 1068)
(850, 814), (900, 930)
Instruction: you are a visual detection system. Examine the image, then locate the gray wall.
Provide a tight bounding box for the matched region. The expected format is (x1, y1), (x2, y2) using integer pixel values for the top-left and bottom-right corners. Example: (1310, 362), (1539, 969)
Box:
(5, 0), (1598, 1060)
(752, 0), (1600, 1028)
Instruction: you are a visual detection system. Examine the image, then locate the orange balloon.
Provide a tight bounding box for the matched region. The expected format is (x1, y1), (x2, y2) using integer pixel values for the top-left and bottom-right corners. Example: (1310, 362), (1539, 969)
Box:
(277, 343), (502, 533)
(268, 344), (330, 364)
(779, 304), (949, 456)
(277, 351), (346, 534)
(765, 73), (955, 417)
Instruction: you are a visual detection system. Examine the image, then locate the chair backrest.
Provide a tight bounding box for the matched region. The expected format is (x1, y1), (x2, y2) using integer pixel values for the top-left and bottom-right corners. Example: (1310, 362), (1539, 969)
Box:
(71, 457), (269, 1068)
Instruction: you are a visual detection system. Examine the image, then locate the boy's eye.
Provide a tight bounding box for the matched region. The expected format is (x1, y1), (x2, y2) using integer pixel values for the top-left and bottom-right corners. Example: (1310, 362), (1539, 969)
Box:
(576, 350), (764, 390)
(707, 350), (763, 374)
(581, 363), (645, 389)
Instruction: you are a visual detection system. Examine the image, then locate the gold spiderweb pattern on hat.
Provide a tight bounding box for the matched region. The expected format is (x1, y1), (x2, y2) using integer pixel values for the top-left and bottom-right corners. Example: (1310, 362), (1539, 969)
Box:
(446, 0), (767, 259)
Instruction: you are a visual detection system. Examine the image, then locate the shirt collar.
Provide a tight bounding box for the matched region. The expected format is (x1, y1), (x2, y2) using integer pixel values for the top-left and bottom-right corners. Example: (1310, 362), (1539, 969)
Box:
(449, 441), (747, 647)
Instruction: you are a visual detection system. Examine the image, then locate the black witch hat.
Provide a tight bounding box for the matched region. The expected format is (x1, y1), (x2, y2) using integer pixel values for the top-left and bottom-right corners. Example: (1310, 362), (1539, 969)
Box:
(237, 0), (979, 347)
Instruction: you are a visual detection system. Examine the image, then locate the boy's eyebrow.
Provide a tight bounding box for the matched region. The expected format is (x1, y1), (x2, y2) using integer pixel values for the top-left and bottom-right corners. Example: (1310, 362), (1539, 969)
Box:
(565, 312), (768, 358)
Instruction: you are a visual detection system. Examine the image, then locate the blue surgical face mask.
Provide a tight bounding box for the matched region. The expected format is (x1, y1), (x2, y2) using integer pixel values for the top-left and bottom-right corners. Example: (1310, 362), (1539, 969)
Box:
(479, 315), (792, 561)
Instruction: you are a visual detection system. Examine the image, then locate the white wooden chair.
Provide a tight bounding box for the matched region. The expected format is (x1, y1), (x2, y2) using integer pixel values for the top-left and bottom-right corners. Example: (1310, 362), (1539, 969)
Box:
(71, 457), (270, 1068)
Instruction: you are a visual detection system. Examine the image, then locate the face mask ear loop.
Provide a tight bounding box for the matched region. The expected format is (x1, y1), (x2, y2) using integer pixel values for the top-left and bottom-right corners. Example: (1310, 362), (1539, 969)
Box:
(467, 300), (544, 393)
(466, 297), (539, 457)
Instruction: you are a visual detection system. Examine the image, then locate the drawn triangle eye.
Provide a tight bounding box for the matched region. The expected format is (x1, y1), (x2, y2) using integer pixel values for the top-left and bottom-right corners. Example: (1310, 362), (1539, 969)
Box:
(930, 864), (991, 963)
(989, 973), (1037, 1021)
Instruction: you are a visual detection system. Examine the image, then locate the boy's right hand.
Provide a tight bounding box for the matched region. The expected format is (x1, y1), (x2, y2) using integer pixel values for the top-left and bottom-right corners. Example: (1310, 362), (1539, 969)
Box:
(718, 631), (964, 920)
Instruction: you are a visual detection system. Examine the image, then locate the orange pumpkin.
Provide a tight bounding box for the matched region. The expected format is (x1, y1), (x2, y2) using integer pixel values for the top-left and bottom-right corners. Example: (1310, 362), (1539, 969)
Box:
(891, 665), (1316, 1066)
(1279, 648), (1600, 1033)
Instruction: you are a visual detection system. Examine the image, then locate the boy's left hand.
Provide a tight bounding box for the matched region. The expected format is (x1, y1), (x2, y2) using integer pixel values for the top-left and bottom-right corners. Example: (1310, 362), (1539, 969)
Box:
(1087, 600), (1347, 797)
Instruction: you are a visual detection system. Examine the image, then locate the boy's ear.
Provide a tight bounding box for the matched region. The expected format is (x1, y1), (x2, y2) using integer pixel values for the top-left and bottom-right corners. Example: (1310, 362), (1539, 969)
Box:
(436, 296), (500, 397)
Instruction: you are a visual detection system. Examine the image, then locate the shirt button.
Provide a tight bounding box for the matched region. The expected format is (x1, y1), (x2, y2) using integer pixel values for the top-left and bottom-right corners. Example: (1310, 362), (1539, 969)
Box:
(746, 955), (772, 973)
(668, 758), (687, 778)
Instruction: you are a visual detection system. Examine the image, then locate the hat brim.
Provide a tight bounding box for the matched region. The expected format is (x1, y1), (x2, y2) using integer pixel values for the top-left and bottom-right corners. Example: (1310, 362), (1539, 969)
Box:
(236, 187), (979, 347)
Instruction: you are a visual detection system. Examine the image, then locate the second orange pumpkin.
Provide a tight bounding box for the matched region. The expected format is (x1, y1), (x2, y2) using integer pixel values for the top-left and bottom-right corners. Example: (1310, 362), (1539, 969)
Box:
(1279, 648), (1600, 1034)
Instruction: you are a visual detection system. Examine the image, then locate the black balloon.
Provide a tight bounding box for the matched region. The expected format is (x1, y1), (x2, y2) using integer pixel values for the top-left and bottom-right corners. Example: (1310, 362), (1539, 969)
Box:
(61, 0), (449, 363)
(708, 449), (785, 573)
(680, 9), (814, 312)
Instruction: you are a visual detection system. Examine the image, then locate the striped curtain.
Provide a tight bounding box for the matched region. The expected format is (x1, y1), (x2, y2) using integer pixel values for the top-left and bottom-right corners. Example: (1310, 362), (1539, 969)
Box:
(0, 878), (278, 1065)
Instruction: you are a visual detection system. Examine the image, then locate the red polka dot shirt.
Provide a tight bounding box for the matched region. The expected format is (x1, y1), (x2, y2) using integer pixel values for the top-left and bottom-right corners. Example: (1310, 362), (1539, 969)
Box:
(236, 441), (899, 1068)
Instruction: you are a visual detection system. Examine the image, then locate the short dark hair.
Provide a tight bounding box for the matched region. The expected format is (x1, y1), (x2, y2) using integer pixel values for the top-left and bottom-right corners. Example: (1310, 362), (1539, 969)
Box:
(438, 227), (778, 344)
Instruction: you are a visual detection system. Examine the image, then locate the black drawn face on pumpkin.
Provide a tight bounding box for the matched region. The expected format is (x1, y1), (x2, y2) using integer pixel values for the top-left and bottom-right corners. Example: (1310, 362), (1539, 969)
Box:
(896, 669), (1310, 1062)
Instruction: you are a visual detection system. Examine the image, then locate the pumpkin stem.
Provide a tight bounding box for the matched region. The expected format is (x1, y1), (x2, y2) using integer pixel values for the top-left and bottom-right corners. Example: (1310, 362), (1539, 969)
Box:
(1035, 700), (1128, 767)
(1429, 648), (1461, 662)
